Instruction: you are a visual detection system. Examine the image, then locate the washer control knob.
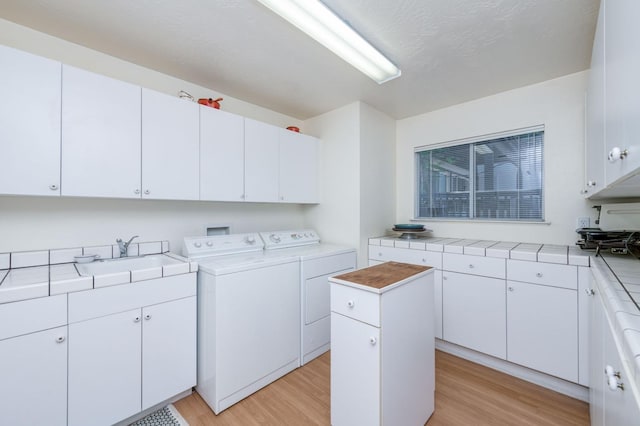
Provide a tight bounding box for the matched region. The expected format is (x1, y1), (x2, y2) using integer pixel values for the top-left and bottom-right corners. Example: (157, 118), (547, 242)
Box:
(206, 241), (213, 247)
(246, 235), (256, 244)
(194, 242), (202, 248)
(270, 234), (281, 243)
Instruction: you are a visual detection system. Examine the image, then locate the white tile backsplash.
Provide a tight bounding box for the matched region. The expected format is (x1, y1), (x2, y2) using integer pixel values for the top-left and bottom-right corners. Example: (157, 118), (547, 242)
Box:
(11, 250), (49, 268)
(0, 253), (9, 270)
(138, 242), (162, 256)
(83, 245), (113, 260)
(50, 248), (83, 265)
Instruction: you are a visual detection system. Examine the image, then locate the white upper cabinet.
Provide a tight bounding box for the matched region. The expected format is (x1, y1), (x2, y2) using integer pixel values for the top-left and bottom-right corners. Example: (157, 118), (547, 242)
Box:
(200, 107), (245, 201)
(142, 89), (199, 200)
(0, 45), (61, 196)
(244, 118), (280, 202)
(279, 129), (320, 203)
(584, 0), (606, 196)
(604, 0), (640, 186)
(62, 65), (141, 198)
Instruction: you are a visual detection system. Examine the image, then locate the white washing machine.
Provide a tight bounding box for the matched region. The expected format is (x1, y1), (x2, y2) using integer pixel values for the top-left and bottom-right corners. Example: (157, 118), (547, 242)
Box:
(182, 233), (300, 414)
(260, 229), (357, 365)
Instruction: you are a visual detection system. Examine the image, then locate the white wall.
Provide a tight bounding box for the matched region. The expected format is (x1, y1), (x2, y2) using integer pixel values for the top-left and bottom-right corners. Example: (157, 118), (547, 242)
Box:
(396, 71), (593, 245)
(303, 102), (396, 266)
(359, 103), (396, 264)
(303, 103), (360, 252)
(0, 19), (306, 253)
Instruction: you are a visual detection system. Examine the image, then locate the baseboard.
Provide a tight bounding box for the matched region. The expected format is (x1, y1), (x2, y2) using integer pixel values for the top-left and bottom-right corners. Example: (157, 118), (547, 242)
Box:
(435, 340), (589, 402)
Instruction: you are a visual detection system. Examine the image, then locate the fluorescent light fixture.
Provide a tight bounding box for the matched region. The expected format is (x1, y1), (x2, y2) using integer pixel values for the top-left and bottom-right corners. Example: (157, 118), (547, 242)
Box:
(256, 0), (401, 84)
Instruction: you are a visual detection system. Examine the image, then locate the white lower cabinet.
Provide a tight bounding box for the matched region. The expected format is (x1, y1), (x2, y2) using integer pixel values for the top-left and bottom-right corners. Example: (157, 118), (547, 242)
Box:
(331, 314), (381, 425)
(0, 326), (68, 426)
(330, 265), (435, 425)
(68, 309), (142, 426)
(506, 281), (578, 382)
(589, 282), (640, 425)
(142, 297), (197, 410)
(442, 271), (506, 359)
(69, 296), (196, 426)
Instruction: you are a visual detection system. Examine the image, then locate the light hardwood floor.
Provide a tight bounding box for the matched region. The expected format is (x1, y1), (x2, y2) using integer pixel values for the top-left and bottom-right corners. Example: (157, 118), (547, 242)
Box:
(173, 350), (589, 425)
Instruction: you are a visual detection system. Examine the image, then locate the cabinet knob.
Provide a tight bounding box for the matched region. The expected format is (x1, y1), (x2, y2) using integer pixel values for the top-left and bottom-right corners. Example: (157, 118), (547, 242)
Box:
(535, 272), (543, 278)
(134, 189), (140, 195)
(605, 365), (624, 391)
(134, 316), (141, 323)
(468, 264), (474, 269)
(443, 276), (447, 280)
(369, 337), (377, 345)
(56, 336), (65, 343)
(378, 252), (382, 257)
(508, 286), (514, 292)
(144, 314), (152, 320)
(144, 189), (150, 195)
(608, 147), (628, 163)
(585, 288), (596, 296)
(587, 180), (597, 187)
(422, 258), (426, 263)
(49, 184), (58, 191)
(240, 194), (245, 200)
(347, 300), (355, 308)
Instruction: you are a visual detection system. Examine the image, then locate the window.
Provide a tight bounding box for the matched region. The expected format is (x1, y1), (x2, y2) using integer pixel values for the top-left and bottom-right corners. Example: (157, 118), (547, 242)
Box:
(415, 128), (544, 221)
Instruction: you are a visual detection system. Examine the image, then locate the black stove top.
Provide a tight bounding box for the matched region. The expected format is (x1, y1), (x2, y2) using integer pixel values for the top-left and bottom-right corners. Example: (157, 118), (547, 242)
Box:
(576, 227), (640, 258)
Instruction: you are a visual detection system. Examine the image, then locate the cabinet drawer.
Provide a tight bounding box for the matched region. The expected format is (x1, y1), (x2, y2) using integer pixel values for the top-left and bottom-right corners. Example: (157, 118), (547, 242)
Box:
(368, 246), (442, 269)
(0, 294), (67, 340)
(69, 273), (196, 323)
(507, 260), (577, 290)
(443, 253), (505, 278)
(331, 283), (380, 327)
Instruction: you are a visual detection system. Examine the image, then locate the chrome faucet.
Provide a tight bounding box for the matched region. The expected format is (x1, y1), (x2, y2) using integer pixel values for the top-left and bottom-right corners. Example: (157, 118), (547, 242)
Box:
(116, 235), (139, 257)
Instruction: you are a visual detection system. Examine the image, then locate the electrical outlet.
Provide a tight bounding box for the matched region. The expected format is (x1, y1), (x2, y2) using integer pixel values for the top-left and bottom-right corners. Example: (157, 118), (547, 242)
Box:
(577, 217), (591, 229)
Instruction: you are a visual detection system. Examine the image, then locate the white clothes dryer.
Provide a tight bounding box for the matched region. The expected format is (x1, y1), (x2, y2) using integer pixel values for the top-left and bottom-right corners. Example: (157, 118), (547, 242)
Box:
(182, 233), (300, 414)
(260, 230), (356, 365)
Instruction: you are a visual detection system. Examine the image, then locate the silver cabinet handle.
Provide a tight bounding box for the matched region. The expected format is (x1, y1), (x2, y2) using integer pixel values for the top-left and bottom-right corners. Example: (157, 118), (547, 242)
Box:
(144, 314), (151, 321)
(585, 288), (595, 296)
(134, 316), (141, 323)
(608, 147), (628, 163)
(56, 336), (65, 343)
(369, 337), (377, 345)
(134, 189), (140, 195)
(468, 264), (474, 269)
(536, 272), (543, 278)
(144, 189), (150, 195)
(49, 184), (58, 191)
(587, 180), (597, 187)
(508, 286), (514, 292)
(347, 300), (355, 308)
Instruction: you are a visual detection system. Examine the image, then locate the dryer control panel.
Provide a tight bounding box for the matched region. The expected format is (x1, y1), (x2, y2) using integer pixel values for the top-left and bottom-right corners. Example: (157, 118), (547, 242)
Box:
(182, 233), (264, 258)
(260, 229), (320, 249)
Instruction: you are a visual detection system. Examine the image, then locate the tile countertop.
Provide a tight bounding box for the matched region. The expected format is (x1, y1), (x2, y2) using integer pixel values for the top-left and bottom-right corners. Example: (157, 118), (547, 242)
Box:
(369, 236), (590, 266)
(0, 241), (197, 305)
(591, 253), (640, 399)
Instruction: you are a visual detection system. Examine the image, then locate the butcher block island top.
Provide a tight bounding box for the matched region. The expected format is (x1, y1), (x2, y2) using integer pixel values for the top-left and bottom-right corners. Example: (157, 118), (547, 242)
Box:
(331, 261), (432, 293)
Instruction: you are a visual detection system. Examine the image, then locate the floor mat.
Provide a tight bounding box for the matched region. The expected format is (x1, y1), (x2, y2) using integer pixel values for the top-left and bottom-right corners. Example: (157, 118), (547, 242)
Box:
(129, 404), (189, 426)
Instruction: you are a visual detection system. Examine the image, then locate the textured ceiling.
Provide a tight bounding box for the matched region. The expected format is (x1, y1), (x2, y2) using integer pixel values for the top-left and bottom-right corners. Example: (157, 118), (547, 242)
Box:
(0, 0), (599, 119)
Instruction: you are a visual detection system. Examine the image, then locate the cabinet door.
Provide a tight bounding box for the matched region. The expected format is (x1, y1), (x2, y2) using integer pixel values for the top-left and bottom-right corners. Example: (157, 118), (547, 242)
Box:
(443, 271), (506, 359)
(142, 296), (197, 410)
(141, 89), (199, 200)
(200, 107), (245, 201)
(603, 313), (640, 425)
(279, 130), (319, 203)
(605, 0), (640, 185)
(589, 286), (605, 426)
(584, 0), (606, 196)
(68, 309), (142, 426)
(0, 326), (67, 426)
(62, 65), (141, 198)
(331, 313), (380, 426)
(244, 118), (279, 202)
(506, 281), (578, 382)
(0, 46), (61, 196)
